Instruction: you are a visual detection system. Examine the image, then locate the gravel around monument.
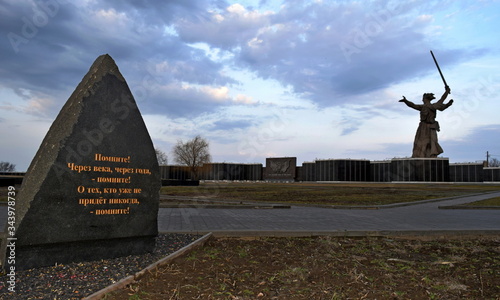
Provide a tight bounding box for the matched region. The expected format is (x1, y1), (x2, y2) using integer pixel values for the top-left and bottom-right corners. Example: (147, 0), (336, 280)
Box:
(107, 236), (500, 299)
(0, 234), (200, 299)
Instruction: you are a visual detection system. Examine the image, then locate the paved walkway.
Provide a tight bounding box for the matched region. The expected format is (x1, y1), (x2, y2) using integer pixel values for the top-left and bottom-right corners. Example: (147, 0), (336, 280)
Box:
(2, 192), (499, 236)
(158, 192), (500, 236)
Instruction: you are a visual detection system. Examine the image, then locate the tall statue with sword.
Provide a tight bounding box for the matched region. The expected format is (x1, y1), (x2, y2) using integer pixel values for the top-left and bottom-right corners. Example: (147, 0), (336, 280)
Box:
(399, 51), (454, 158)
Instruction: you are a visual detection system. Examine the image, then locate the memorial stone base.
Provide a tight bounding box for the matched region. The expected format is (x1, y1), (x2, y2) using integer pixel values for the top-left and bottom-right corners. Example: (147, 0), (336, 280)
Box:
(15, 236), (155, 271)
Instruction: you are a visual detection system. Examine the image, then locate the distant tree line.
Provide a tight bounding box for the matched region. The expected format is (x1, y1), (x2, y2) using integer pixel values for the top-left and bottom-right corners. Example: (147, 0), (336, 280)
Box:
(155, 135), (211, 180)
(173, 135), (211, 179)
(0, 161), (16, 172)
(489, 157), (500, 167)
(155, 148), (168, 165)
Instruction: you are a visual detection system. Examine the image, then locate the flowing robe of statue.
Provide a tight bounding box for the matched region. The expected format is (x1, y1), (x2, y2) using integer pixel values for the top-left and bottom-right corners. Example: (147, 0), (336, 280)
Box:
(399, 87), (453, 158)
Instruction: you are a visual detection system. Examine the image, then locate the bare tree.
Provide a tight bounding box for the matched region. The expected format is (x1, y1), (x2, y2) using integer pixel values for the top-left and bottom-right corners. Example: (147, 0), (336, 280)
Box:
(173, 135), (211, 179)
(0, 161), (16, 172)
(489, 157), (500, 167)
(155, 148), (168, 165)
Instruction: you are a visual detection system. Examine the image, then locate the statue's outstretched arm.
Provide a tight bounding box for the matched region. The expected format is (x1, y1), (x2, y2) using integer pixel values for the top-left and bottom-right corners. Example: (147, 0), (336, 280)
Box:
(438, 99), (454, 111)
(399, 96), (420, 110)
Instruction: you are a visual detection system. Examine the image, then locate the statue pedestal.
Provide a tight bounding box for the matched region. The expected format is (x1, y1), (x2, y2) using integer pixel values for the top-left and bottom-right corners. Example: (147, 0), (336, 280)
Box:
(391, 158), (449, 182)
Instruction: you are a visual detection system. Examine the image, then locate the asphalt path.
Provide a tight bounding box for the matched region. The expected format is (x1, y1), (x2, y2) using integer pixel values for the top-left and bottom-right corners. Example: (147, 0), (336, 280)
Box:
(158, 192), (500, 235)
(1, 192), (499, 235)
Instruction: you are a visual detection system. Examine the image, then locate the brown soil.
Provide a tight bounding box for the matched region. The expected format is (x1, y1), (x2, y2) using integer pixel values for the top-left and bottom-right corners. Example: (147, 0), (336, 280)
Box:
(107, 236), (500, 299)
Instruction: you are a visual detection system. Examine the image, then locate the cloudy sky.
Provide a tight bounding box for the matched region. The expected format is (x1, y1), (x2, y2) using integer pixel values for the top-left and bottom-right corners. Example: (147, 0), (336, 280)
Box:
(1, 0), (500, 171)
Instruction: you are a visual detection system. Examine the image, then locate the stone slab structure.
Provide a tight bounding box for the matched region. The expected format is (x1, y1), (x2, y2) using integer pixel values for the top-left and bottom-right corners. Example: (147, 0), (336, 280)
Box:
(200, 163), (263, 181)
(449, 163), (484, 182)
(370, 160), (392, 182)
(159, 165), (191, 181)
(391, 158), (449, 182)
(243, 164), (263, 181)
(3, 54), (160, 270)
(264, 157), (297, 181)
(300, 162), (316, 181)
(315, 159), (370, 181)
(483, 167), (500, 182)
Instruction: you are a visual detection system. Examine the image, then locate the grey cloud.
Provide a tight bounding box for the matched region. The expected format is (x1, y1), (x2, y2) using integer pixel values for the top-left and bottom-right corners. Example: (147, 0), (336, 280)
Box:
(138, 84), (231, 117)
(0, 0), (236, 118)
(445, 125), (500, 162)
(0, 0), (493, 121)
(90, 0), (217, 26)
(211, 119), (254, 131)
(175, 0), (485, 107)
(175, 2), (269, 49)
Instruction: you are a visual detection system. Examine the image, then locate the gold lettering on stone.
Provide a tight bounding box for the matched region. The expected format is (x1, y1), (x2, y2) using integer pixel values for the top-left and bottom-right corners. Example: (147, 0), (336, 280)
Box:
(93, 208), (130, 215)
(68, 153), (150, 215)
(94, 153), (131, 163)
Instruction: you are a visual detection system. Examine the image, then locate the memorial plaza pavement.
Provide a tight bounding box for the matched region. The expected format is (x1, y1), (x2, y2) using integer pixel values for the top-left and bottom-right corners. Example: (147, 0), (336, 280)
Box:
(1, 191), (499, 236)
(158, 191), (500, 236)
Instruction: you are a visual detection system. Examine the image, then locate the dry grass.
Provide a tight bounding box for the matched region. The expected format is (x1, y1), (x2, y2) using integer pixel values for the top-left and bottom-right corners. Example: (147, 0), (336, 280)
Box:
(106, 236), (500, 299)
(465, 196), (500, 206)
(161, 182), (500, 206)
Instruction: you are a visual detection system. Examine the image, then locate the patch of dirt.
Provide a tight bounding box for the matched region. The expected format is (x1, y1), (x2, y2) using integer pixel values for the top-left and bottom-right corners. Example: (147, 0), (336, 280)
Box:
(107, 236), (500, 299)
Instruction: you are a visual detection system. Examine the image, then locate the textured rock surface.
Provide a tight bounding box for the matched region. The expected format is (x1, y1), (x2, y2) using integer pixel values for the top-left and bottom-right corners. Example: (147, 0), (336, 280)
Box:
(5, 54), (160, 270)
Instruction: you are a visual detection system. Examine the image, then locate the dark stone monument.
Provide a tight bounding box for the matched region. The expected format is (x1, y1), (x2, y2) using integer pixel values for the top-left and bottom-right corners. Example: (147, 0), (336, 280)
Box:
(2, 54), (160, 270)
(200, 163), (263, 181)
(264, 157), (297, 181)
(300, 162), (316, 182)
(159, 165), (191, 181)
(315, 159), (370, 181)
(449, 163), (484, 182)
(483, 167), (500, 182)
(391, 158), (449, 182)
(244, 164), (263, 181)
(370, 160), (392, 182)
